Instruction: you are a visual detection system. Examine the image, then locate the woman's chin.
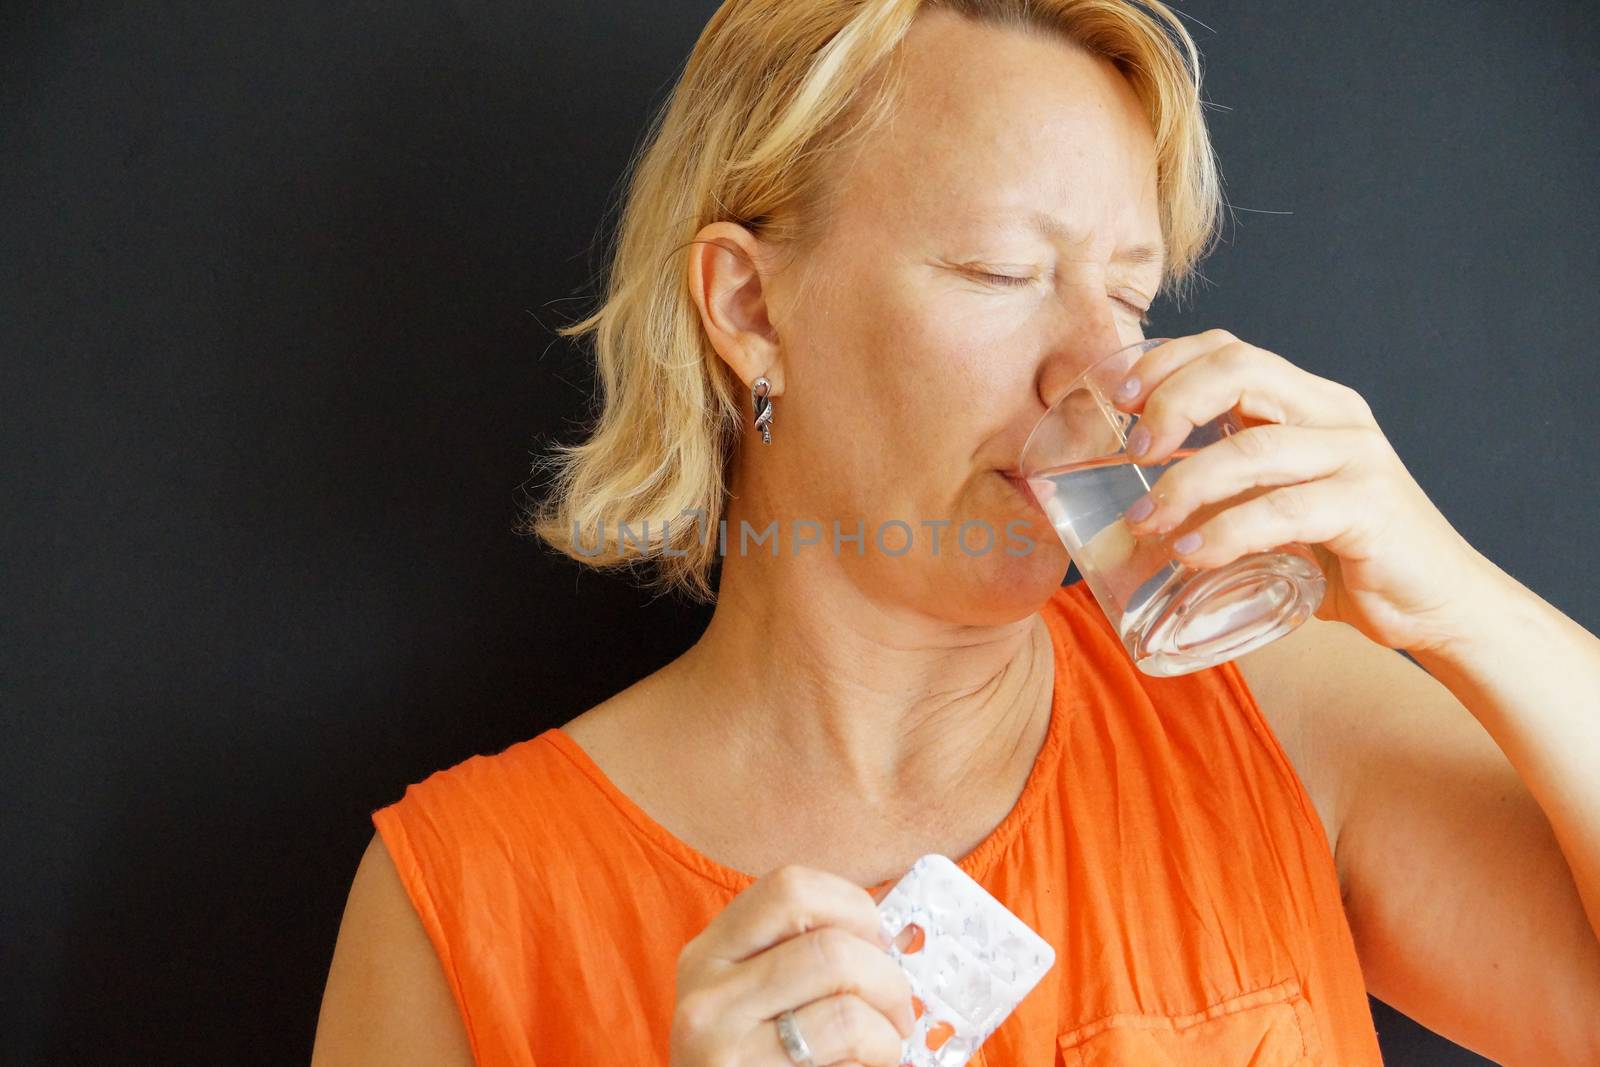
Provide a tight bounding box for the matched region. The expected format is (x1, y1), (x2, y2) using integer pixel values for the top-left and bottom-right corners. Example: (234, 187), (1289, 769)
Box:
(939, 539), (1071, 624)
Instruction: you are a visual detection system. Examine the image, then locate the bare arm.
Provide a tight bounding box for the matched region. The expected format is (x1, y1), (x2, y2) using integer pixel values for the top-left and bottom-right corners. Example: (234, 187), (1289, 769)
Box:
(1238, 575), (1600, 1067)
(311, 832), (476, 1066)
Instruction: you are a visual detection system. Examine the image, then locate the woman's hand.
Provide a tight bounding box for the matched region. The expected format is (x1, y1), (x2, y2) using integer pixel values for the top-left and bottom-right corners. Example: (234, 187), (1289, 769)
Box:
(1112, 328), (1493, 655)
(670, 865), (916, 1067)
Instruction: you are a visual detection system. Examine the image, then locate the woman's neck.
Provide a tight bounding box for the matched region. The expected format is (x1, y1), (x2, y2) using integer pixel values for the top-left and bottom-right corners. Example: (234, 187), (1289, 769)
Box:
(662, 553), (1056, 808)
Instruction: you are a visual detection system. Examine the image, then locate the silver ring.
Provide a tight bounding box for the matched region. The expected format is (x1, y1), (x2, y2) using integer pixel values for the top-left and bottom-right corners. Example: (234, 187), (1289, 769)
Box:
(775, 1007), (816, 1066)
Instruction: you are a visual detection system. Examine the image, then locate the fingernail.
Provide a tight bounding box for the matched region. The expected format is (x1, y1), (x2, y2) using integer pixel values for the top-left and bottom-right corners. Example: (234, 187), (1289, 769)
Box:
(1127, 426), (1151, 457)
(1124, 494), (1155, 524)
(1173, 531), (1202, 555)
(1116, 376), (1141, 401)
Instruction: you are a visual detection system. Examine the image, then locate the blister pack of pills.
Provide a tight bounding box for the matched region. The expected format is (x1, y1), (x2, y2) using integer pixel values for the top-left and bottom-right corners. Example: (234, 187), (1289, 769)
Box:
(875, 854), (1056, 1067)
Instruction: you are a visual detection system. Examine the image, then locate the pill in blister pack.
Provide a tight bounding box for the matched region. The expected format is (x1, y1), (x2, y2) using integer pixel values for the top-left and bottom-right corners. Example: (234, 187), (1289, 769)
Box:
(875, 854), (1055, 1067)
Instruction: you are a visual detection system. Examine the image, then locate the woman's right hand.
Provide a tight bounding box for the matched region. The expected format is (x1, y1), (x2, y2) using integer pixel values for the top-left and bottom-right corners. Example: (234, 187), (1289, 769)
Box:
(670, 864), (918, 1067)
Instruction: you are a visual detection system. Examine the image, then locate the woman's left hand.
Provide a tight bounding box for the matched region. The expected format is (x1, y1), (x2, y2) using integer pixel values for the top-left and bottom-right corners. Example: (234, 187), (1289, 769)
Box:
(1113, 329), (1493, 655)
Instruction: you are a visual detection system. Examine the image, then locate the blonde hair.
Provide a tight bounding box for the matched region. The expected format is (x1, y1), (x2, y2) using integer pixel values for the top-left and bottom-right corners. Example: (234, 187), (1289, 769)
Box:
(519, 0), (1225, 602)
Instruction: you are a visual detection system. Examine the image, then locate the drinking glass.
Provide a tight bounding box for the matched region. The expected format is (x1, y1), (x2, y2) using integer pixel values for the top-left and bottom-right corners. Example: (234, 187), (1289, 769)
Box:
(1018, 338), (1326, 677)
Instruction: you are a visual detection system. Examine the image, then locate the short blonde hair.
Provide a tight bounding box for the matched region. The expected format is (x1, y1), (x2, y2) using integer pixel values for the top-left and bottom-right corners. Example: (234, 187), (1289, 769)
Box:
(519, 0), (1225, 602)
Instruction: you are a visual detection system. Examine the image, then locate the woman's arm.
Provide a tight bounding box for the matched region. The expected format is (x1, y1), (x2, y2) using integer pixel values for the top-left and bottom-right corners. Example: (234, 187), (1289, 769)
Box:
(1405, 557), (1600, 951)
(311, 833), (477, 1066)
(1251, 554), (1600, 1065)
(1113, 330), (1600, 1061)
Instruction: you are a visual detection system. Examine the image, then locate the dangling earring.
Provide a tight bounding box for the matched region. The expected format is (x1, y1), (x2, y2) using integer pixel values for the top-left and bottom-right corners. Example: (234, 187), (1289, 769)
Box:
(752, 376), (774, 445)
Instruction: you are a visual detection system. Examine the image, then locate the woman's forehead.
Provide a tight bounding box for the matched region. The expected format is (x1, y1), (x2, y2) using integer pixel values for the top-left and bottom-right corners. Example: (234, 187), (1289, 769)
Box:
(812, 17), (1161, 251)
(888, 13), (1154, 146)
(841, 75), (1155, 221)
(840, 128), (1161, 252)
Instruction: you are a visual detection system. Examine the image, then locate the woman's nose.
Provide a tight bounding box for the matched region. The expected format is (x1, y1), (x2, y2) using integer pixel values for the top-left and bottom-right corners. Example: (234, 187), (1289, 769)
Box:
(1034, 299), (1143, 412)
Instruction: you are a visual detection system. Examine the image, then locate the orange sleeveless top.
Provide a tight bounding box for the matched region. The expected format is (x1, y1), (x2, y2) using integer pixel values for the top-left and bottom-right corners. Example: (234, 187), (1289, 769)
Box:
(372, 581), (1384, 1065)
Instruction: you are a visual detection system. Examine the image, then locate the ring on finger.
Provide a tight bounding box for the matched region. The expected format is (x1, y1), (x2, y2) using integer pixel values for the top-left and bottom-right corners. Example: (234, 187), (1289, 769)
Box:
(775, 1007), (817, 1066)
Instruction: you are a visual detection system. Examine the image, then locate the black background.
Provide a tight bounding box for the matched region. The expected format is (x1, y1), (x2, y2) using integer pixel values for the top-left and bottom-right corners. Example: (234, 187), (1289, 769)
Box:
(4, 2), (1596, 1063)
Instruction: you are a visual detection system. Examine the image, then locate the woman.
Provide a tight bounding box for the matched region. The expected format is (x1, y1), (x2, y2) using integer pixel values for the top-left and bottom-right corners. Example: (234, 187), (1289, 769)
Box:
(312, 2), (1600, 1065)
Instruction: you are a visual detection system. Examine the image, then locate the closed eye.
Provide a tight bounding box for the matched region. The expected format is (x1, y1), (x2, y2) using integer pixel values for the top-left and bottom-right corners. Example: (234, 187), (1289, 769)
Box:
(969, 271), (1152, 326)
(973, 271), (1033, 288)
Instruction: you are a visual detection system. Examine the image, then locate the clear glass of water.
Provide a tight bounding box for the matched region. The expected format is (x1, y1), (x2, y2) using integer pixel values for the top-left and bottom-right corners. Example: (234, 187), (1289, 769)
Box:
(1018, 338), (1326, 677)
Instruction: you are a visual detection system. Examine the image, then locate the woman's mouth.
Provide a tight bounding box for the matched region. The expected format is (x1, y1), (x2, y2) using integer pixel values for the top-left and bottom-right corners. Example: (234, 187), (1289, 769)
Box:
(998, 470), (1044, 514)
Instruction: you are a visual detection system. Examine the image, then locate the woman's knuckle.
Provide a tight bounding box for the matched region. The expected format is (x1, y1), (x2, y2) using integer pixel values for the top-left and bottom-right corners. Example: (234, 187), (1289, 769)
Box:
(673, 990), (718, 1036)
(1352, 390), (1378, 424)
(1352, 425), (1384, 460)
(811, 926), (853, 972)
(1229, 425), (1275, 462)
(1215, 342), (1252, 371)
(770, 864), (808, 896)
(831, 995), (868, 1040)
(1266, 486), (1308, 521)
(675, 939), (705, 985)
(770, 866), (817, 918)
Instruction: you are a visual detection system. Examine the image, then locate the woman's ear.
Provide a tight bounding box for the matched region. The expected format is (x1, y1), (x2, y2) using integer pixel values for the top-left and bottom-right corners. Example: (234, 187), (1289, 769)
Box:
(686, 221), (785, 395)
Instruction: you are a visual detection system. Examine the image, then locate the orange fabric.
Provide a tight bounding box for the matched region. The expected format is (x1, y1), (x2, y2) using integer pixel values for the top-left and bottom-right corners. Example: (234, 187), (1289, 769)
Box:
(372, 581), (1384, 1065)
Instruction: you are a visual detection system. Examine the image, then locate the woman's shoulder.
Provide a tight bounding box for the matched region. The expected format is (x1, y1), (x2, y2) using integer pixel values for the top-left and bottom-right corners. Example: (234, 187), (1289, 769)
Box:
(369, 722), (639, 906)
(372, 732), (567, 856)
(377, 666), (689, 863)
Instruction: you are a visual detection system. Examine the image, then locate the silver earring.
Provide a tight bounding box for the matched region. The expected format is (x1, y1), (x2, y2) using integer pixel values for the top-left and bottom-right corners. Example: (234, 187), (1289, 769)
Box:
(752, 376), (774, 445)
